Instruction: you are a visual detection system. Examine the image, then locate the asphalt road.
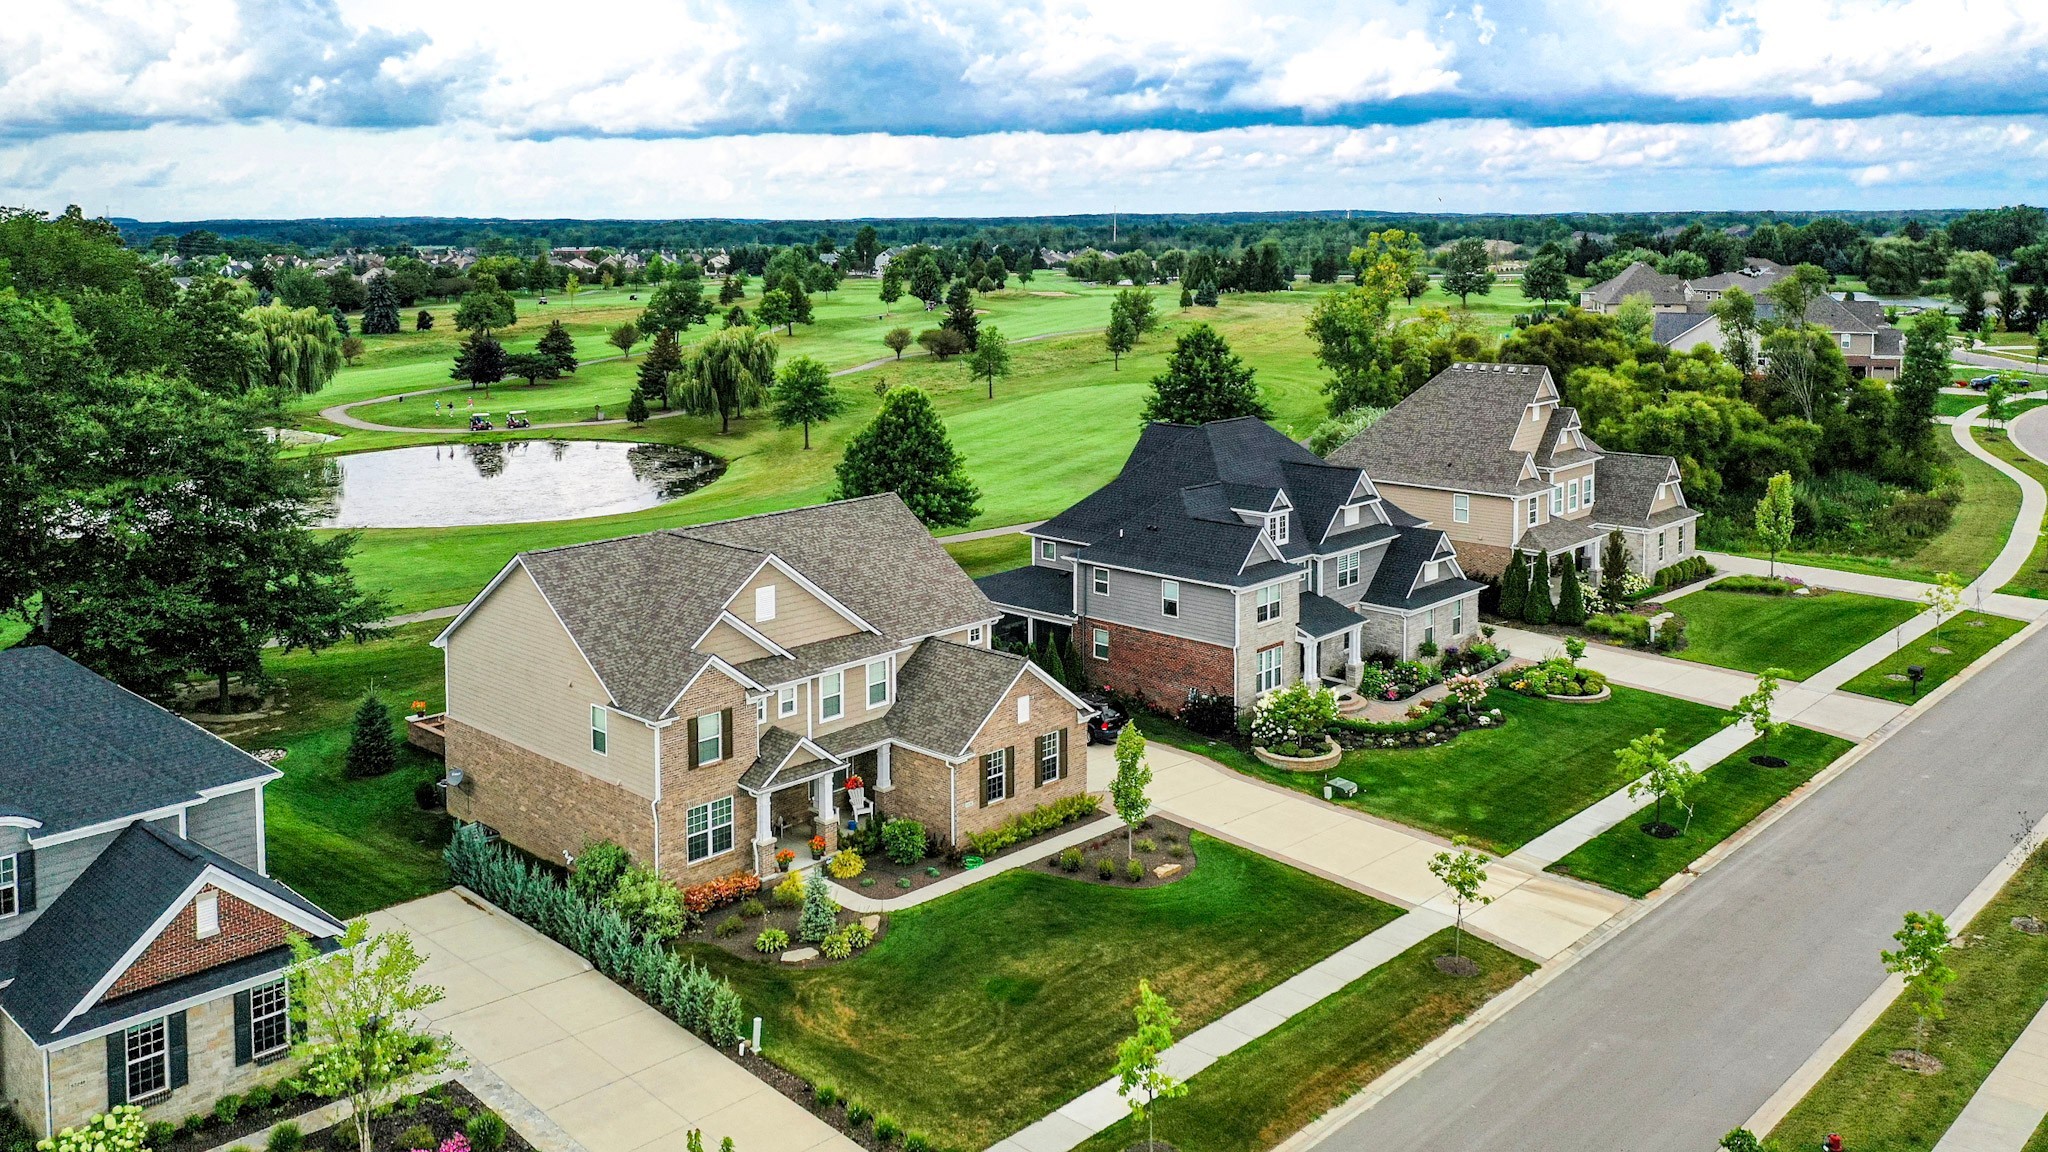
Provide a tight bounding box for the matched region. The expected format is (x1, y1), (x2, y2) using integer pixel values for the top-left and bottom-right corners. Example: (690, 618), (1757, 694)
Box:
(1318, 623), (2048, 1152)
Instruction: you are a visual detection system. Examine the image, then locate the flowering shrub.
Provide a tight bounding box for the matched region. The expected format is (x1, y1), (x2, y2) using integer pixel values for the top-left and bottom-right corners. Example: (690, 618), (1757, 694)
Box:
(827, 849), (865, 879)
(1392, 660), (1438, 694)
(681, 871), (761, 916)
(37, 1107), (146, 1152)
(1251, 681), (1339, 756)
(1446, 674), (1489, 714)
(1357, 664), (1394, 699)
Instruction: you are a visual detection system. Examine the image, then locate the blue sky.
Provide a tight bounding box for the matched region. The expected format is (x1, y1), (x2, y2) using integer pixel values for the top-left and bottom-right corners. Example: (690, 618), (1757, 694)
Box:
(3, 0), (2046, 219)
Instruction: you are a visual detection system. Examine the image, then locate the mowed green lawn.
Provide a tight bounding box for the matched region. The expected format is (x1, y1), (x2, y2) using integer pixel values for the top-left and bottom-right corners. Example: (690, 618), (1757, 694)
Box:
(1673, 588), (1922, 680)
(1770, 436), (2019, 585)
(1839, 612), (2028, 703)
(222, 622), (453, 918)
(1071, 932), (1535, 1152)
(1772, 846), (2048, 1152)
(1976, 425), (2048, 599)
(692, 834), (1401, 1150)
(1547, 726), (1853, 898)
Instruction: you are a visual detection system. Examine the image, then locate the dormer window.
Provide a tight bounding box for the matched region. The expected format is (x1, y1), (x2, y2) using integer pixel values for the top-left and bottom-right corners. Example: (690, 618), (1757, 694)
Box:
(1266, 512), (1289, 545)
(1585, 474), (1596, 506)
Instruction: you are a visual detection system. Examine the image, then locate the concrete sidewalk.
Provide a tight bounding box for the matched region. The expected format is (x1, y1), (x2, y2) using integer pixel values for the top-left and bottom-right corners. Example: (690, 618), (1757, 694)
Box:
(1932, 998), (2048, 1152)
(368, 891), (856, 1152)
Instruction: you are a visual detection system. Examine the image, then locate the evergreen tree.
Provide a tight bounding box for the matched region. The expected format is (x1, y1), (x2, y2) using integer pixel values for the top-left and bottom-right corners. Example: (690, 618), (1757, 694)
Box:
(832, 386), (981, 527)
(943, 281), (980, 349)
(1194, 279), (1218, 306)
(330, 306), (351, 338)
(1525, 550), (1555, 625)
(637, 330), (682, 407)
(798, 868), (837, 943)
(725, 305), (749, 328)
(1040, 636), (1068, 687)
(360, 273), (401, 335)
(771, 355), (847, 448)
(1179, 286), (1193, 308)
(536, 320), (579, 375)
(1499, 551), (1529, 620)
(718, 276), (743, 304)
(1599, 531), (1632, 605)
(1555, 557), (1587, 625)
(450, 331), (507, 389)
(625, 388), (650, 424)
(1141, 324), (1270, 425)
(344, 693), (398, 779)
(415, 309), (433, 331)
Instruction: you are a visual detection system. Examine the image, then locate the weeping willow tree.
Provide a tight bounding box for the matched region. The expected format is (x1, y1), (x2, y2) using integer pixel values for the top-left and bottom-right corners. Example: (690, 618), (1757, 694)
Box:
(246, 303), (345, 394)
(682, 324), (778, 433)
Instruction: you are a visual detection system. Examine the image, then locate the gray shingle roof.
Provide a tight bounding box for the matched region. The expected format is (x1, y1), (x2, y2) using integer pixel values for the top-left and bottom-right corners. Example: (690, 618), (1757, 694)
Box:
(1519, 516), (1610, 554)
(885, 640), (1028, 759)
(738, 727), (839, 792)
(976, 565), (1077, 620)
(1297, 592), (1362, 638)
(0, 648), (277, 839)
(490, 494), (997, 720)
(1591, 452), (1697, 529)
(1585, 262), (1686, 307)
(1653, 311), (1715, 346)
(1360, 528), (1484, 612)
(734, 633), (905, 690)
(4, 822), (341, 1043)
(1328, 363), (1557, 496)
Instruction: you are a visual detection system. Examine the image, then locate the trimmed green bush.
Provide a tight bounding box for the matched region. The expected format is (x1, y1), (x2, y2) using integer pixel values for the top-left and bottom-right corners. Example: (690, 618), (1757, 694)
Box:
(881, 819), (928, 866)
(1096, 857), (1115, 879)
(962, 794), (1101, 857)
(1556, 560), (1588, 625)
(1713, 574), (1795, 595)
(569, 839), (631, 902)
(1499, 551), (1529, 619)
(265, 1123), (302, 1152)
(465, 1113), (507, 1152)
(1125, 857), (1146, 882)
(754, 928), (790, 954)
(401, 1124), (435, 1150)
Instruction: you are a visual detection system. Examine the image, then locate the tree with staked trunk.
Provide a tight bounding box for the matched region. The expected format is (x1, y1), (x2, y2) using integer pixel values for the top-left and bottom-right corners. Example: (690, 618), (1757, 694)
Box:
(1883, 910), (1956, 1061)
(1428, 835), (1491, 963)
(1754, 471), (1795, 576)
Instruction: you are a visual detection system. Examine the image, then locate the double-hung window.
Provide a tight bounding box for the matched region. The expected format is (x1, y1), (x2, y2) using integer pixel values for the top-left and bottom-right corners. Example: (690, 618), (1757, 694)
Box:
(1092, 628), (1110, 660)
(1336, 552), (1360, 588)
(819, 671), (844, 721)
(777, 685), (797, 717)
(125, 1019), (169, 1101)
(982, 749), (1010, 804)
(249, 979), (291, 1061)
(1584, 474), (1596, 506)
(696, 711), (724, 764)
(1424, 620), (1437, 647)
(1658, 530), (1667, 561)
(866, 660), (889, 707)
(1038, 732), (1062, 783)
(0, 854), (16, 919)
(1527, 498), (1539, 527)
(590, 706), (608, 755)
(1453, 601), (1465, 636)
(1093, 567), (1109, 596)
(1567, 479), (1581, 512)
(686, 797), (734, 862)
(755, 696), (768, 724)
(1040, 540), (1058, 562)
(1255, 646), (1283, 693)
(1255, 585), (1281, 623)
(1266, 512), (1289, 545)
(1551, 484), (1565, 515)
(1452, 493), (1470, 524)
(1161, 580), (1180, 618)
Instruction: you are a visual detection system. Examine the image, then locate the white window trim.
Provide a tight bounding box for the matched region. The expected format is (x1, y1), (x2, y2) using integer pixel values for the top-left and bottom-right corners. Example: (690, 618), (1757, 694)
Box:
(126, 1019), (170, 1102)
(0, 854), (16, 920)
(696, 710), (724, 765)
(968, 625), (984, 645)
(1267, 512), (1290, 545)
(983, 748), (1010, 804)
(1255, 646), (1283, 693)
(1255, 585), (1281, 623)
(685, 796), (736, 863)
(1336, 552), (1360, 588)
(249, 979), (291, 1061)
(1452, 493), (1470, 524)
(866, 659), (890, 708)
(1092, 627), (1110, 660)
(754, 584), (777, 622)
(777, 685), (797, 717)
(1161, 579), (1180, 617)
(1040, 540), (1058, 561)
(1038, 731), (1061, 783)
(590, 705), (609, 756)
(819, 671), (844, 722)
(1093, 567), (1109, 595)
(1567, 479), (1581, 512)
(195, 890), (220, 939)
(1453, 602), (1465, 635)
(1527, 497), (1539, 527)
(1584, 475), (1595, 506)
(755, 696), (768, 724)
(1551, 484), (1565, 515)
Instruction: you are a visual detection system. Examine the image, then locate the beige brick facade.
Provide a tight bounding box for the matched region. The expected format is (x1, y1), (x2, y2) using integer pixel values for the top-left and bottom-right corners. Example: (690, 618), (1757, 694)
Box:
(876, 747), (958, 847)
(954, 673), (1089, 843)
(1, 1009), (45, 1136)
(655, 670), (762, 887)
(446, 718), (655, 870)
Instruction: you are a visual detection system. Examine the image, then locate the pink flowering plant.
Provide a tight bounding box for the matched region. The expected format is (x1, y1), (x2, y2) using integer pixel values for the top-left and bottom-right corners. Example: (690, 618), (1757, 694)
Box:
(1445, 674), (1489, 716)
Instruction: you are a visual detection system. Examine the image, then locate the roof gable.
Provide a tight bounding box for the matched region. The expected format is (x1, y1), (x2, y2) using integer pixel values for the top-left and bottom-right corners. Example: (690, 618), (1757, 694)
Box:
(1329, 363), (1563, 496)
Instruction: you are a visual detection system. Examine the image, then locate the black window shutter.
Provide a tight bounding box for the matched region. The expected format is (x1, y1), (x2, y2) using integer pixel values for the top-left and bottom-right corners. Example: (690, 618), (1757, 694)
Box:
(233, 990), (253, 1065)
(686, 716), (700, 769)
(1033, 735), (1044, 788)
(1004, 747), (1015, 800)
(105, 1033), (127, 1108)
(981, 755), (994, 805)
(16, 848), (32, 912)
(168, 1011), (189, 1090)
(720, 708), (734, 759)
(1058, 728), (1068, 780)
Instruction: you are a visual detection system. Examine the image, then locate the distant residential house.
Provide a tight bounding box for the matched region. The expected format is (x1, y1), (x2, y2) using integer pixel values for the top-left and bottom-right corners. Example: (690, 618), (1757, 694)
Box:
(1652, 293), (1904, 380)
(1328, 362), (1701, 581)
(0, 649), (344, 1140)
(1579, 262), (1690, 313)
(979, 418), (1482, 713)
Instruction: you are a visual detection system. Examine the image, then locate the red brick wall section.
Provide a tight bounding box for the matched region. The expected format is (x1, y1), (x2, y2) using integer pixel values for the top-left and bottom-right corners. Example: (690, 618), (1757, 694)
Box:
(1077, 617), (1233, 712)
(104, 889), (290, 1001)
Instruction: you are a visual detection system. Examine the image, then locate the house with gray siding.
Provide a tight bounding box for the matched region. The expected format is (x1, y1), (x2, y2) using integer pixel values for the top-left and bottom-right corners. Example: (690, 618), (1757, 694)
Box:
(979, 418), (1482, 713)
(0, 648), (343, 1140)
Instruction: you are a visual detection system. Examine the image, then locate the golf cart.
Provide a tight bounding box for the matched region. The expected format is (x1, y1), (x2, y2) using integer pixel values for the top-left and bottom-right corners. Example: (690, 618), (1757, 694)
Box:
(506, 411), (532, 430)
(468, 413), (494, 431)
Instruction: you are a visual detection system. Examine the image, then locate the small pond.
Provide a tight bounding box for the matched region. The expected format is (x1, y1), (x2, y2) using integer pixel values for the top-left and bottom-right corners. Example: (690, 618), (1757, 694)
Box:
(315, 440), (724, 528)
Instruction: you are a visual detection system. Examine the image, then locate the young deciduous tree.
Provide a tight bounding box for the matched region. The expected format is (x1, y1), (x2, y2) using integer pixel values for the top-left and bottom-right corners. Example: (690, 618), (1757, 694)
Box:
(1613, 292), (1656, 344)
(290, 922), (460, 1152)
(967, 325), (1011, 398)
(1622, 728), (1697, 834)
(1520, 246), (1570, 317)
(756, 289), (794, 336)
(832, 386), (980, 528)
(1922, 570), (1965, 643)
(1110, 722), (1151, 860)
(340, 336), (364, 365)
(564, 272), (582, 311)
(1882, 910), (1956, 1061)
(1141, 324), (1269, 425)
(1439, 237), (1495, 307)
(344, 693), (398, 779)
(1755, 471), (1795, 576)
(1105, 310), (1137, 369)
(1428, 835), (1492, 964)
(608, 320), (640, 359)
(1114, 980), (1188, 1152)
(1730, 668), (1791, 764)
(883, 326), (911, 359)
(771, 355), (846, 449)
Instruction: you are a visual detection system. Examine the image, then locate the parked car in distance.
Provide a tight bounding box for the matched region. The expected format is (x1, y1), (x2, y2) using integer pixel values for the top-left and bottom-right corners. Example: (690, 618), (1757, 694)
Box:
(1970, 373), (2002, 390)
(1081, 692), (1128, 745)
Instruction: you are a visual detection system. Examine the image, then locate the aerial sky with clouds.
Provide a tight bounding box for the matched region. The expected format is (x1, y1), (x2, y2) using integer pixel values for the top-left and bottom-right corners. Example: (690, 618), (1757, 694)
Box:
(4, 0), (2046, 220)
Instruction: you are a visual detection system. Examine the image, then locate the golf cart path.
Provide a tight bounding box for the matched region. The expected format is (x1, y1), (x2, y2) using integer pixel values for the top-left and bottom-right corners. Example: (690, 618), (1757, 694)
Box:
(317, 326), (1105, 433)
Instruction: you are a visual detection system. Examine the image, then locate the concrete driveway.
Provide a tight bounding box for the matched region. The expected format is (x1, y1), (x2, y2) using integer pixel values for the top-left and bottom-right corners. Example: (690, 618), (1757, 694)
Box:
(367, 891), (856, 1152)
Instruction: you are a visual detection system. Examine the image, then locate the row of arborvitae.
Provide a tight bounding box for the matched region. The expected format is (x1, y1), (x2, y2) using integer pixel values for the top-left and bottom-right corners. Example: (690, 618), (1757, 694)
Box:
(444, 825), (747, 1049)
(1496, 549), (1589, 627)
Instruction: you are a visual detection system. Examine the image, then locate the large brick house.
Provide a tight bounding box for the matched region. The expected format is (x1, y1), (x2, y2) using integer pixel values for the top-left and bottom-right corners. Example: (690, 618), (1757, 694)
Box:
(433, 494), (1092, 883)
(977, 418), (1482, 714)
(1328, 362), (1701, 581)
(0, 648), (344, 1140)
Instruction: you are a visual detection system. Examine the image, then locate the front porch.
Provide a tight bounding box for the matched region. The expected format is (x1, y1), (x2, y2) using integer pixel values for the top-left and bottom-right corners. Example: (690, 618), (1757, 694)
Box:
(746, 742), (894, 877)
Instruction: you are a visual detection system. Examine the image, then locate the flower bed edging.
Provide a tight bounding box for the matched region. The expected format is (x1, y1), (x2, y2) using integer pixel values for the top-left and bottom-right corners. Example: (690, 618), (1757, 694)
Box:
(1254, 737), (1343, 772)
(1544, 686), (1612, 703)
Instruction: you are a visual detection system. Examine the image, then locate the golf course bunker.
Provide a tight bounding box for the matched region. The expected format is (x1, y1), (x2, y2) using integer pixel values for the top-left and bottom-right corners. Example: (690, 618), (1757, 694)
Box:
(317, 440), (723, 528)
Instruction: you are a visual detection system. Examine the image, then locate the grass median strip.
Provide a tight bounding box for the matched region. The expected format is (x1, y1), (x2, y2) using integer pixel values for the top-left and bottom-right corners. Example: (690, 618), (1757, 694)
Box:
(1673, 588), (1922, 680)
(1546, 725), (1853, 898)
(690, 833), (1400, 1151)
(1069, 930), (1535, 1152)
(1839, 612), (2027, 704)
(1770, 845), (2048, 1152)
(1976, 425), (2048, 599)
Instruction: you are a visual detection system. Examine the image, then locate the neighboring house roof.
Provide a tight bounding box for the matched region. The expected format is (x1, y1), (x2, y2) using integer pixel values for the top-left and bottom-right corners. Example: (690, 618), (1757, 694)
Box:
(1584, 262), (1687, 307)
(1360, 528), (1485, 612)
(1688, 264), (1788, 295)
(1653, 311), (1716, 346)
(2, 822), (342, 1044)
(1592, 452), (1699, 530)
(444, 495), (995, 721)
(1874, 327), (1905, 358)
(1519, 516), (1610, 555)
(1297, 592), (1363, 639)
(1328, 362), (1560, 496)
(975, 565), (1077, 621)
(0, 648), (277, 840)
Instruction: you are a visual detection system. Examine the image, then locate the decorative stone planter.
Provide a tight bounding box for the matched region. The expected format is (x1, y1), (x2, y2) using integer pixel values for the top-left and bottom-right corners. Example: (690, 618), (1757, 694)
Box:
(1254, 737), (1343, 772)
(1544, 686), (1612, 704)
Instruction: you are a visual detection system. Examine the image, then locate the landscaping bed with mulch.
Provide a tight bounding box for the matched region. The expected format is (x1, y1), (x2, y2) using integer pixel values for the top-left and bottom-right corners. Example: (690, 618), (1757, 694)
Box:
(850, 797), (1109, 897)
(301, 1082), (531, 1152)
(683, 880), (888, 968)
(1036, 816), (1201, 887)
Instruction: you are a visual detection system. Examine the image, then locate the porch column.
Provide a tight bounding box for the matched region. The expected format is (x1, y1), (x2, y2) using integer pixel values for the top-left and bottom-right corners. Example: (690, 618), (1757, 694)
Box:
(1301, 636), (1319, 685)
(1026, 617), (1036, 646)
(753, 791), (773, 844)
(815, 773), (838, 822)
(876, 744), (893, 791)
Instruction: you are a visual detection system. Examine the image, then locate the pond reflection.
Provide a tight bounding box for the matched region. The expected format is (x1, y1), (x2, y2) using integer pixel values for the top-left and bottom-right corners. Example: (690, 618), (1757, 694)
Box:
(315, 440), (724, 528)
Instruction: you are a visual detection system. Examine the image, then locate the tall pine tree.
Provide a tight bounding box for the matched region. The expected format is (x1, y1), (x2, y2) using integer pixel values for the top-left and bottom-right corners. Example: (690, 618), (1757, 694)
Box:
(344, 693), (398, 779)
(1525, 550), (1555, 625)
(943, 281), (980, 349)
(360, 272), (400, 335)
(637, 330), (682, 408)
(1499, 551), (1529, 620)
(1555, 557), (1587, 625)
(536, 320), (579, 375)
(451, 331), (507, 389)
